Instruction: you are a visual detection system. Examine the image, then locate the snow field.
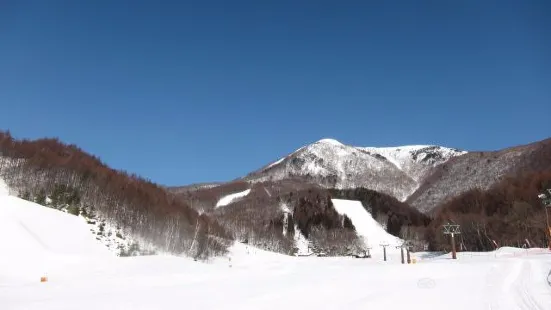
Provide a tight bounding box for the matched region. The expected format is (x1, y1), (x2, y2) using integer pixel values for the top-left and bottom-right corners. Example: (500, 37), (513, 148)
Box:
(331, 199), (403, 250)
(2, 177), (551, 310)
(2, 244), (550, 310)
(0, 194), (113, 286)
(215, 188), (251, 208)
(0, 195), (110, 257)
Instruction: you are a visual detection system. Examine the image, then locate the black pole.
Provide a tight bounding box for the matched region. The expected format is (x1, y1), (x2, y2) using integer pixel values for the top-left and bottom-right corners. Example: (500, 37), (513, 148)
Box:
(451, 233), (457, 259)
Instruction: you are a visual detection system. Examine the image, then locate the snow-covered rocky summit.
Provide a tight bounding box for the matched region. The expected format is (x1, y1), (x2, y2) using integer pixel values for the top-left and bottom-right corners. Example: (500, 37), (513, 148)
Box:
(245, 138), (466, 201)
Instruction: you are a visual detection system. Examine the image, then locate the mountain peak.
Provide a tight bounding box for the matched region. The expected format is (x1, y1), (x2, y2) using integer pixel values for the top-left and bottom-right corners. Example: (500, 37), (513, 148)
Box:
(246, 139), (467, 201)
(315, 138), (344, 146)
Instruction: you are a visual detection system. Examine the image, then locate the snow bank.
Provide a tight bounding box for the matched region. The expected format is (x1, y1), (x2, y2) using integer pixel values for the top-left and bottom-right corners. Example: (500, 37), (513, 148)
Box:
(331, 199), (403, 249)
(215, 189), (251, 208)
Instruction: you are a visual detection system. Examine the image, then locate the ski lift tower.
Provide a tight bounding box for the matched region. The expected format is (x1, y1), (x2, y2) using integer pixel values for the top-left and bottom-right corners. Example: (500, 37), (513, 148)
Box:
(380, 242), (389, 261)
(443, 222), (461, 259)
(395, 240), (413, 264)
(538, 189), (551, 250)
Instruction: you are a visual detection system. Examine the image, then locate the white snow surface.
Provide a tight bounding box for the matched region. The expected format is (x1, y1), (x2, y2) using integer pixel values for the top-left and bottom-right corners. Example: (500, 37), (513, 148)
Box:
(316, 138), (344, 146)
(2, 239), (551, 310)
(0, 195), (111, 258)
(215, 188), (251, 208)
(361, 145), (467, 180)
(361, 145), (434, 169)
(0, 177), (9, 196)
(265, 157), (285, 169)
(2, 176), (551, 310)
(331, 199), (403, 249)
(293, 225), (312, 256)
(0, 185), (112, 287)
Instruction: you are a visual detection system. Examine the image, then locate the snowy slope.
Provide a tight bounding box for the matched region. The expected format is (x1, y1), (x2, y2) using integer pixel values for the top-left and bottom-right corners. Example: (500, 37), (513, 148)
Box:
(246, 139), (465, 201)
(215, 189), (251, 208)
(0, 180), (112, 285)
(0, 195), (110, 257)
(361, 145), (467, 182)
(0, 178), (107, 257)
(2, 242), (550, 309)
(331, 199), (402, 249)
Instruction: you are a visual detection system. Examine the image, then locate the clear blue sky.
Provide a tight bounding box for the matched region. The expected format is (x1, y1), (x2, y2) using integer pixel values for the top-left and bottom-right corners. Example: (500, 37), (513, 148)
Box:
(1, 1), (549, 186)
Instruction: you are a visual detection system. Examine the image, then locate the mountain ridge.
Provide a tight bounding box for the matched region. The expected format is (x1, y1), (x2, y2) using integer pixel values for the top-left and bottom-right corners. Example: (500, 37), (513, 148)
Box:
(171, 137), (551, 215)
(243, 138), (466, 201)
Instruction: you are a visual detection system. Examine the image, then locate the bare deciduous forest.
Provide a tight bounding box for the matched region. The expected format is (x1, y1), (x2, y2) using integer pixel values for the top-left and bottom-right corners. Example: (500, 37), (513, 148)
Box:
(426, 171), (551, 251)
(0, 131), (231, 259)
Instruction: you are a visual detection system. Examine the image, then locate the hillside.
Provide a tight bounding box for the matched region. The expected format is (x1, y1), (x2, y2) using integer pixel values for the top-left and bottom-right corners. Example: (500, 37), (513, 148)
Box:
(0, 131), (232, 259)
(0, 191), (110, 257)
(408, 138), (551, 213)
(425, 170), (551, 251)
(173, 178), (429, 255)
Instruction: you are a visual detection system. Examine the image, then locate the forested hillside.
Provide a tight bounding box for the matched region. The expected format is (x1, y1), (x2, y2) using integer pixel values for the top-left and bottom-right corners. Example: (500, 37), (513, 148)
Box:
(174, 179), (431, 255)
(426, 170), (551, 251)
(0, 131), (231, 259)
(193, 182), (365, 256)
(408, 138), (551, 213)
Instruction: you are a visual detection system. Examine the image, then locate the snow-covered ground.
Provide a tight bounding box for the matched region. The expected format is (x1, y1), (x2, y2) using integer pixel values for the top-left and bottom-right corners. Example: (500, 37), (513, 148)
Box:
(2, 243), (550, 310)
(332, 199), (403, 249)
(1, 181), (551, 310)
(0, 177), (9, 196)
(215, 188), (251, 208)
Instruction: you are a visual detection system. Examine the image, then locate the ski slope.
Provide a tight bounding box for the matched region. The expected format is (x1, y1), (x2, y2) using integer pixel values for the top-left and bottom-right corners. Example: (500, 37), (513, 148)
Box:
(215, 188), (251, 208)
(1, 179), (550, 310)
(2, 243), (550, 310)
(331, 199), (403, 249)
(0, 195), (111, 257)
(0, 179), (112, 286)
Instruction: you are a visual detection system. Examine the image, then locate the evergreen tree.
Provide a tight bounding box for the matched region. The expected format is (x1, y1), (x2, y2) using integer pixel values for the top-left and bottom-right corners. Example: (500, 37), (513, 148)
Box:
(20, 190), (31, 201)
(35, 189), (46, 205)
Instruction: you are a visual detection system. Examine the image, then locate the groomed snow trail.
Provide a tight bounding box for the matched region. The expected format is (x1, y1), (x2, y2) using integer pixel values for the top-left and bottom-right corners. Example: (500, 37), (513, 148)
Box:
(331, 199), (402, 249)
(215, 189), (251, 208)
(486, 257), (551, 310)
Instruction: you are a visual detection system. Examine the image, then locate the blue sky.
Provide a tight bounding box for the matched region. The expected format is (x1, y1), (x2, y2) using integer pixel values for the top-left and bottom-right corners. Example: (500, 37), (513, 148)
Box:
(1, 1), (549, 186)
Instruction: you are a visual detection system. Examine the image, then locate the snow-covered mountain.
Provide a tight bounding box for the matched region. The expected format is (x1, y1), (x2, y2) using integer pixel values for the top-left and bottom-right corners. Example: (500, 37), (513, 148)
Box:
(244, 138), (466, 201)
